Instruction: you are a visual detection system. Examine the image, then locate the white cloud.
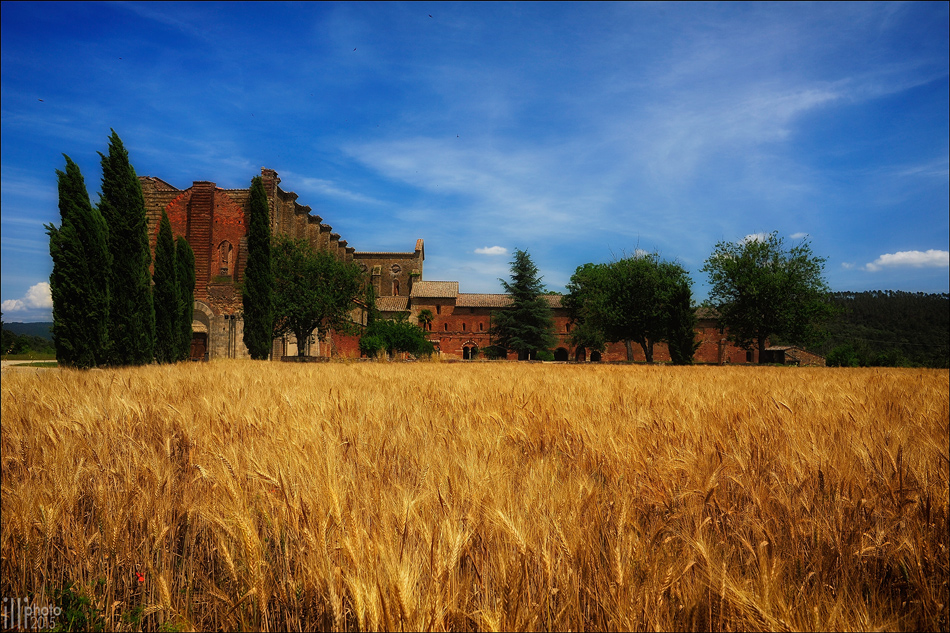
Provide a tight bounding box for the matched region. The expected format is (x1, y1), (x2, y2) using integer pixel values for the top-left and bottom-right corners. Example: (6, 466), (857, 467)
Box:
(474, 246), (508, 256)
(2, 282), (52, 313)
(864, 250), (950, 272)
(742, 233), (770, 244)
(790, 232), (809, 239)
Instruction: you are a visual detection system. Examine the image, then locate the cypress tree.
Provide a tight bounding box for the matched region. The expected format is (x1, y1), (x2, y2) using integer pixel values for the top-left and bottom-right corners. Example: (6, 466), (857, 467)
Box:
(490, 249), (557, 360)
(242, 175), (274, 360)
(98, 130), (155, 365)
(153, 210), (179, 363)
(46, 155), (111, 368)
(176, 236), (196, 361)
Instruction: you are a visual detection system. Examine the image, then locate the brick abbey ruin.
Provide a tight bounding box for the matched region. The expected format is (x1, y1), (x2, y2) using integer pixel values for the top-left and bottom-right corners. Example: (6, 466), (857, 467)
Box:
(142, 168), (758, 363)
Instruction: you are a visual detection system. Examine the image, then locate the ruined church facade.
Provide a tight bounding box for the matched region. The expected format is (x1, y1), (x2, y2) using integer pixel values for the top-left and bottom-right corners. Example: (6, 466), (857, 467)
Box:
(141, 168), (757, 363)
(141, 168), (422, 361)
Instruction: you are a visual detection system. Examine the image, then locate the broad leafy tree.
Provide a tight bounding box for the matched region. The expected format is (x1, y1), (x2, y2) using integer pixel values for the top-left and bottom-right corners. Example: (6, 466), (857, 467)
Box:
(175, 236), (196, 361)
(271, 235), (364, 358)
(564, 263), (609, 356)
(490, 249), (556, 360)
(566, 255), (698, 363)
(360, 314), (434, 359)
(663, 266), (700, 365)
(242, 175), (274, 359)
(46, 155), (111, 368)
(701, 232), (834, 363)
(153, 210), (180, 363)
(98, 130), (155, 365)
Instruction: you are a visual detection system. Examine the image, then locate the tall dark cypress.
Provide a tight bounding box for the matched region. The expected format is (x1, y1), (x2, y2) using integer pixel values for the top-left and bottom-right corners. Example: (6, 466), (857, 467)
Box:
(153, 210), (179, 363)
(98, 130), (155, 365)
(490, 249), (556, 360)
(242, 175), (274, 360)
(46, 155), (111, 368)
(175, 236), (196, 361)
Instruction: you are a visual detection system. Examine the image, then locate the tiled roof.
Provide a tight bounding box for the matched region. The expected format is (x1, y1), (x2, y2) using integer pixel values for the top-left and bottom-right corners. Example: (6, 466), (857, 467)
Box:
(376, 296), (409, 312)
(456, 293), (512, 308)
(453, 293), (564, 308)
(410, 281), (459, 298)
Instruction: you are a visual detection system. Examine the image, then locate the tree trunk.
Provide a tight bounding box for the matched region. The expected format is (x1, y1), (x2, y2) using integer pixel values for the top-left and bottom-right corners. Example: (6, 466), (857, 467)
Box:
(641, 338), (654, 364)
(296, 328), (308, 357)
(624, 339), (634, 361)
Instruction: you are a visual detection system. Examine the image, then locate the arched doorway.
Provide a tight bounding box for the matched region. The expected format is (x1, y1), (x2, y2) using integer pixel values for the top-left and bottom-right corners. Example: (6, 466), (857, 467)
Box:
(191, 301), (213, 361)
(554, 347), (569, 361)
(590, 350), (602, 362)
(575, 346), (587, 362)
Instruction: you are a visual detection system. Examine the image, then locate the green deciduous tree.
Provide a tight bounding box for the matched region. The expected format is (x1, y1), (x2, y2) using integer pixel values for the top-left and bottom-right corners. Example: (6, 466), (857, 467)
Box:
(564, 263), (610, 356)
(271, 235), (364, 358)
(701, 232), (834, 363)
(360, 314), (434, 359)
(175, 236), (196, 361)
(242, 175), (274, 360)
(490, 249), (556, 360)
(46, 155), (111, 368)
(153, 210), (180, 363)
(566, 255), (698, 363)
(98, 130), (155, 365)
(664, 269), (700, 365)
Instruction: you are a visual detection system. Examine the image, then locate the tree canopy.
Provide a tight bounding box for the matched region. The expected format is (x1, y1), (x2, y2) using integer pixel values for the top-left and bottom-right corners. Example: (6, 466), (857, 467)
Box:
(242, 175), (274, 360)
(701, 232), (834, 363)
(153, 209), (180, 363)
(565, 254), (697, 363)
(175, 236), (196, 361)
(271, 235), (364, 357)
(360, 313), (434, 359)
(98, 130), (155, 365)
(46, 155), (111, 368)
(490, 249), (556, 360)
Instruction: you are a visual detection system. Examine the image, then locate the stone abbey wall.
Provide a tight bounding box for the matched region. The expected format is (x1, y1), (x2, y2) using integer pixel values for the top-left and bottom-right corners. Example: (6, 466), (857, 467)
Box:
(140, 168), (422, 360)
(141, 167), (756, 364)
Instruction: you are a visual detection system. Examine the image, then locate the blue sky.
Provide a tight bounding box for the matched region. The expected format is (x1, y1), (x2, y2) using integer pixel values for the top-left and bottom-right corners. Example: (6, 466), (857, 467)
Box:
(2, 2), (948, 322)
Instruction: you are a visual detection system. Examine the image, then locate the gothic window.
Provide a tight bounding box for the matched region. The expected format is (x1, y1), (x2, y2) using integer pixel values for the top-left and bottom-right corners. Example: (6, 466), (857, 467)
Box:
(443, 323), (448, 332)
(392, 279), (400, 296)
(462, 322), (466, 331)
(218, 241), (233, 276)
(479, 322), (483, 332)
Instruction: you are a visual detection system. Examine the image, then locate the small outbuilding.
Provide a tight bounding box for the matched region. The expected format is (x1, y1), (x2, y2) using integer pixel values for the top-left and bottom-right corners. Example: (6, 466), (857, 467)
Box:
(762, 346), (826, 367)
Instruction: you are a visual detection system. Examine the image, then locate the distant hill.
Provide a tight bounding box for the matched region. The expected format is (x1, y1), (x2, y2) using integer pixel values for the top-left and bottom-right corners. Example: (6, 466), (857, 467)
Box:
(2, 322), (53, 340)
(818, 291), (949, 368)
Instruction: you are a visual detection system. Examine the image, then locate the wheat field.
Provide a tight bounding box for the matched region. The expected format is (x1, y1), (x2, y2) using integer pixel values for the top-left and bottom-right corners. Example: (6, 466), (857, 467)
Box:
(1, 362), (947, 631)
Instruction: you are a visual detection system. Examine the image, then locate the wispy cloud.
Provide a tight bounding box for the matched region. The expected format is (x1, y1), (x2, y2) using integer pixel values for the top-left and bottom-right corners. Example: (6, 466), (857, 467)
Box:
(474, 246), (507, 256)
(864, 250), (949, 272)
(277, 171), (385, 206)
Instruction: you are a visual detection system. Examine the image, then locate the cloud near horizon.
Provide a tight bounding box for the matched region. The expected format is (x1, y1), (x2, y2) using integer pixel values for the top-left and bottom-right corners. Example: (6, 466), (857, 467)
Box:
(864, 250), (950, 272)
(1, 282), (52, 317)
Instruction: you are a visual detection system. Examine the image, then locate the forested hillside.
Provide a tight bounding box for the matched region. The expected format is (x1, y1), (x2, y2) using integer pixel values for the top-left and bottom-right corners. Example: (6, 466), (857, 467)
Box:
(819, 291), (949, 367)
(2, 321), (53, 340)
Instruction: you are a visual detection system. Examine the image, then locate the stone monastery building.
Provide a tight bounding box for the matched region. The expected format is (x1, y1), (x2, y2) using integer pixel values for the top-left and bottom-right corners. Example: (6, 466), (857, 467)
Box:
(141, 168), (758, 363)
